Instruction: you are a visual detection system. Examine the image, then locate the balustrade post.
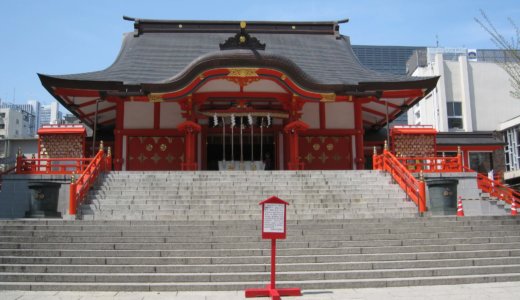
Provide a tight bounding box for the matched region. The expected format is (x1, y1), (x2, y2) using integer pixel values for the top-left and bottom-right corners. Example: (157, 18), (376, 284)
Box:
(106, 147), (112, 172)
(15, 147), (23, 174)
(418, 171), (426, 215)
(457, 146), (463, 172)
(372, 146), (378, 170)
(382, 140), (388, 171)
(69, 173), (77, 216)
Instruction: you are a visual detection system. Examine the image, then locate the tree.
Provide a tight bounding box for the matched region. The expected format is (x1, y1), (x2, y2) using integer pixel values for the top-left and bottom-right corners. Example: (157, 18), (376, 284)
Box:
(475, 10), (520, 99)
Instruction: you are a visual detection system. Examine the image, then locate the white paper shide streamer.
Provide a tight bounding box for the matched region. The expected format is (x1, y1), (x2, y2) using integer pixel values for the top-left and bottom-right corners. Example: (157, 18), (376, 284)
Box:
(213, 113), (218, 127)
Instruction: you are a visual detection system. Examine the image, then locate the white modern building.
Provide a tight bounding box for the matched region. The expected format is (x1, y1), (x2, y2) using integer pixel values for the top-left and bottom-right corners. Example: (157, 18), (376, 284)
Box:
(0, 103), (37, 139)
(408, 48), (520, 178)
(408, 49), (520, 132)
(498, 116), (520, 188)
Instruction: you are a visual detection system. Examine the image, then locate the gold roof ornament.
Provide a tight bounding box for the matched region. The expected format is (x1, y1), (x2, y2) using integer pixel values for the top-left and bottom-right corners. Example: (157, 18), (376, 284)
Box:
(320, 93), (336, 102)
(240, 21), (246, 29)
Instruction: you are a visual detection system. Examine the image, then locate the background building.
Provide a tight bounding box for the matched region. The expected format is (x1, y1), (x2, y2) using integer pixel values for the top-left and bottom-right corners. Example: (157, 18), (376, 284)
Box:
(40, 101), (62, 126)
(407, 48), (520, 177)
(0, 102), (37, 139)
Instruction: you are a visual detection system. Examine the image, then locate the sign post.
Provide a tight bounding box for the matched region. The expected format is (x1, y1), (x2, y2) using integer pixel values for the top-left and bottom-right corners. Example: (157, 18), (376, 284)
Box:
(245, 196), (301, 300)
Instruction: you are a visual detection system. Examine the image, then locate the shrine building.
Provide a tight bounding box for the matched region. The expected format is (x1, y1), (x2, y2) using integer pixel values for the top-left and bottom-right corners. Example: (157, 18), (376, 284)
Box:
(38, 17), (439, 171)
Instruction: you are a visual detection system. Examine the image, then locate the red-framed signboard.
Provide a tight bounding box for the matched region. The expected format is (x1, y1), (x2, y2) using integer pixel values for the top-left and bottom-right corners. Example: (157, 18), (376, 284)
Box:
(261, 196), (288, 240)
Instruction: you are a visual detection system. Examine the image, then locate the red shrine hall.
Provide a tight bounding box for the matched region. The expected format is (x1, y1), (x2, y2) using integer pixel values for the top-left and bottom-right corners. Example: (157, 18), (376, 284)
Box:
(39, 17), (438, 171)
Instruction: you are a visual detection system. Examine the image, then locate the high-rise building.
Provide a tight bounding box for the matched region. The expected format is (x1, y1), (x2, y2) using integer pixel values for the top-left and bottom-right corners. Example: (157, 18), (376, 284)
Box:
(27, 100), (41, 132)
(40, 101), (62, 126)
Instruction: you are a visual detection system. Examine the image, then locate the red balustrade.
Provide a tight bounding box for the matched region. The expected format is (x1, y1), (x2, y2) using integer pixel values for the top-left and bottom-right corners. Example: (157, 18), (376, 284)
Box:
(373, 149), (426, 213)
(463, 166), (520, 208)
(15, 147), (112, 216)
(16, 157), (93, 174)
(69, 149), (111, 215)
(396, 156), (462, 173)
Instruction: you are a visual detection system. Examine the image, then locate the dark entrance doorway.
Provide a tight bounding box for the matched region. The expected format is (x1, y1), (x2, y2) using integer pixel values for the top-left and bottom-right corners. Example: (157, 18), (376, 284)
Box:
(206, 134), (276, 170)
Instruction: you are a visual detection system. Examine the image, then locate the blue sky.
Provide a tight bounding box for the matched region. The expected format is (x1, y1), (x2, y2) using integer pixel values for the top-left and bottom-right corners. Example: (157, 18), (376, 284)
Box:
(1, 0), (519, 108)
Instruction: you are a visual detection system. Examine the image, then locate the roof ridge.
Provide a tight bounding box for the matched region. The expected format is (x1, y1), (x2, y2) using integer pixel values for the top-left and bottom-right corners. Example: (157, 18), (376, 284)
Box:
(123, 16), (344, 37)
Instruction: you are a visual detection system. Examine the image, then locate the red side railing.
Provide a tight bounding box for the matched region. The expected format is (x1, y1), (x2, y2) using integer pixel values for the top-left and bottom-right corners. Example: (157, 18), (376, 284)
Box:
(463, 166), (520, 207)
(69, 148), (112, 215)
(14, 146), (112, 216)
(396, 156), (463, 173)
(373, 149), (427, 213)
(16, 157), (93, 174)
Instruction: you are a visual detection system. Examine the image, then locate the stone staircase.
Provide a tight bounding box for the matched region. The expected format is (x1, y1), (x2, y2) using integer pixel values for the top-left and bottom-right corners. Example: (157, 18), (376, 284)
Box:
(0, 216), (520, 291)
(1, 170), (520, 291)
(81, 170), (418, 220)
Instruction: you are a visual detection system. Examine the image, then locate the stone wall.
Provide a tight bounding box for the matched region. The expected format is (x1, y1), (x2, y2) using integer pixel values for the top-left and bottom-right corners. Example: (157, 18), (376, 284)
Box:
(0, 174), (71, 218)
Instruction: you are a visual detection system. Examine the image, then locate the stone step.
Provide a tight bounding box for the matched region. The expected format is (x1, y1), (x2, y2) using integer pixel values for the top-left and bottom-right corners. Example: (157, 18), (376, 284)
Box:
(2, 265), (520, 284)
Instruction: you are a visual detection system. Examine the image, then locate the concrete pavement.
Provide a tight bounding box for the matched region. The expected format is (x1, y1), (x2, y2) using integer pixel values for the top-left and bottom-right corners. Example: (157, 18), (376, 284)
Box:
(1, 282), (519, 300)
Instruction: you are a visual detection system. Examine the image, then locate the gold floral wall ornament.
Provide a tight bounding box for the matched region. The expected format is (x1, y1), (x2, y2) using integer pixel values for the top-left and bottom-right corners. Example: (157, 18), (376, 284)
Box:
(165, 154), (174, 163)
(151, 153), (161, 164)
(313, 144), (320, 151)
(146, 144), (153, 151)
(305, 153), (315, 163)
(326, 143), (334, 151)
(319, 153), (329, 164)
(160, 144), (167, 151)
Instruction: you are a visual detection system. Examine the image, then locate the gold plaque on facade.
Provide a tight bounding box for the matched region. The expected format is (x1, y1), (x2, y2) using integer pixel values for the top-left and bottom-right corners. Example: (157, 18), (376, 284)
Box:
(146, 144), (153, 151)
(326, 143), (334, 151)
(313, 144), (320, 151)
(319, 153), (329, 164)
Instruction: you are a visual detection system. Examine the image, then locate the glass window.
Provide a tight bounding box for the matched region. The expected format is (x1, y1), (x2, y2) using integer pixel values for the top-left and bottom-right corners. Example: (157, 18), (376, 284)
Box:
(448, 118), (463, 129)
(447, 102), (463, 130)
(469, 152), (493, 174)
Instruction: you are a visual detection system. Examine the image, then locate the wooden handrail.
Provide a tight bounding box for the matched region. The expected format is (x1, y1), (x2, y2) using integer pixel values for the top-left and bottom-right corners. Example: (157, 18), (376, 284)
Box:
(373, 150), (426, 213)
(463, 166), (520, 207)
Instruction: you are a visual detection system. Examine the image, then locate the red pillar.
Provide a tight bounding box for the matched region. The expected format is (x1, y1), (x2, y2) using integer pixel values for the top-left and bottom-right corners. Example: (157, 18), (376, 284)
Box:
(354, 101), (365, 170)
(283, 120), (309, 170)
(178, 121), (201, 171)
(113, 100), (124, 171)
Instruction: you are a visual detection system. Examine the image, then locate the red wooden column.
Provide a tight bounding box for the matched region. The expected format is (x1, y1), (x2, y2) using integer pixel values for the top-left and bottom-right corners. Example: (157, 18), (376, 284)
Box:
(283, 120), (309, 170)
(354, 101), (365, 170)
(177, 120), (202, 171)
(113, 100), (124, 171)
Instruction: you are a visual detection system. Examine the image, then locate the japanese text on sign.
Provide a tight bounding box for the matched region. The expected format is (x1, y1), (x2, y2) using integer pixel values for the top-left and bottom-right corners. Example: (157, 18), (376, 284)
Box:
(263, 203), (285, 233)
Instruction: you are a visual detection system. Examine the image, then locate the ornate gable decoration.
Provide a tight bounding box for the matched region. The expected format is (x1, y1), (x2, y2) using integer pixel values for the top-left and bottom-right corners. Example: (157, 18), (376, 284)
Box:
(219, 21), (266, 51)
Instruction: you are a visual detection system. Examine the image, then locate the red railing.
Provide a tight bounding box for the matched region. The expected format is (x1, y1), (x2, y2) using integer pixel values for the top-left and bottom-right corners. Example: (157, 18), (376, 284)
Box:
(16, 157), (93, 174)
(69, 148), (112, 215)
(396, 155), (463, 173)
(373, 150), (427, 213)
(463, 166), (520, 207)
(14, 146), (112, 216)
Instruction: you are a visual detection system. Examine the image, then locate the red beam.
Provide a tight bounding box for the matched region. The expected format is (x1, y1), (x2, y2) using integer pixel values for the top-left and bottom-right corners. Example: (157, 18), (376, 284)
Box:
(382, 90), (424, 98)
(54, 88), (100, 97)
(361, 107), (386, 117)
(83, 106), (116, 117)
